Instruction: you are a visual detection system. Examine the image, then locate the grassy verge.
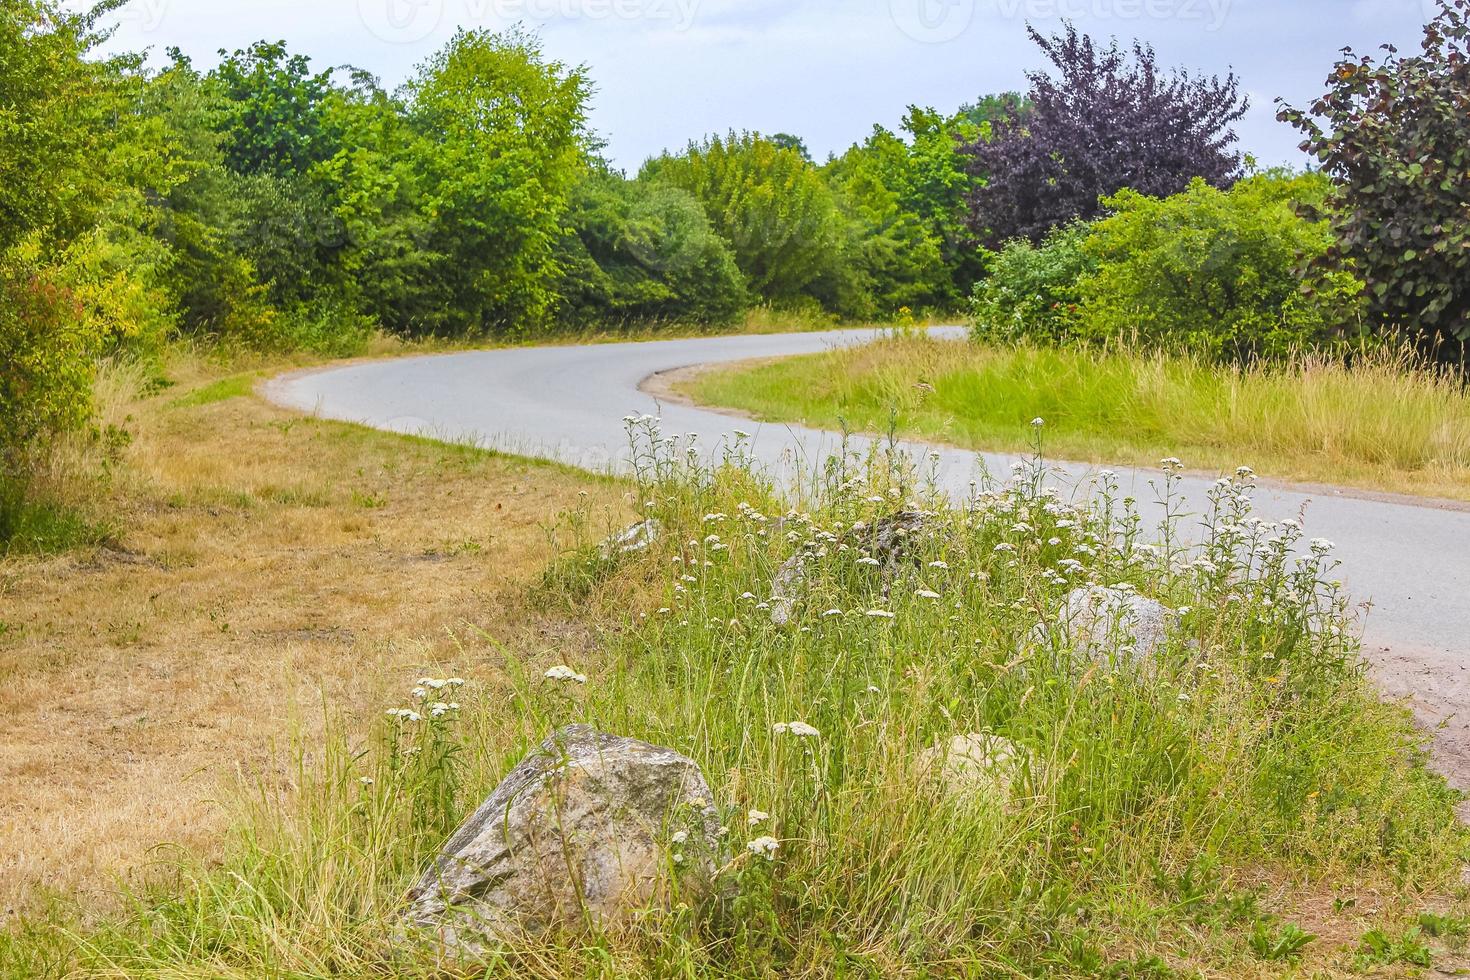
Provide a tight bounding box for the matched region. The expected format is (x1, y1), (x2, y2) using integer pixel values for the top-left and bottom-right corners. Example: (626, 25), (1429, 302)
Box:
(5, 415), (1467, 977)
(680, 334), (1470, 502)
(0, 349), (626, 922)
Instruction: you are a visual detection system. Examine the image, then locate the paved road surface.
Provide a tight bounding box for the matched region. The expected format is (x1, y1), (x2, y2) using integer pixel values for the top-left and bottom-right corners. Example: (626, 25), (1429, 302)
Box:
(264, 328), (1470, 773)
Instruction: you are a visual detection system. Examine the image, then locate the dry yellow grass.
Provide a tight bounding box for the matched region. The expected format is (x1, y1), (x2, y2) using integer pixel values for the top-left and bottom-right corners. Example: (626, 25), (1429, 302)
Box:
(0, 353), (623, 916)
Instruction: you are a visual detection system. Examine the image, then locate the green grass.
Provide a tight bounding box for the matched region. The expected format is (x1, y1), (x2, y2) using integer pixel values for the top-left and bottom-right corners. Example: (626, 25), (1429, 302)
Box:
(0, 476), (111, 555)
(168, 373), (257, 408)
(682, 335), (1470, 501)
(4, 424), (1465, 977)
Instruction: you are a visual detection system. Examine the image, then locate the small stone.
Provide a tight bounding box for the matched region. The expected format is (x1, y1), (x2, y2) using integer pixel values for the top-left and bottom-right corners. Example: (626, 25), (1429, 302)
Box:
(600, 519), (661, 558)
(918, 734), (1024, 803)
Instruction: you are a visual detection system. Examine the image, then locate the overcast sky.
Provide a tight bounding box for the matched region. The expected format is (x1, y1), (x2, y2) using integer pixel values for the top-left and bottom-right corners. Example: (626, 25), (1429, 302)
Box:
(96, 0), (1435, 172)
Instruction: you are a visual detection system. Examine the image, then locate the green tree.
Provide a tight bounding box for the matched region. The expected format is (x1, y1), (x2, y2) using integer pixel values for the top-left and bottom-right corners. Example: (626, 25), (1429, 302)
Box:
(0, 0), (168, 479)
(211, 39), (337, 177)
(1278, 0), (1470, 353)
(312, 71), (440, 337)
(643, 132), (852, 310)
(824, 127), (949, 313)
(555, 172), (748, 327)
(404, 28), (591, 335)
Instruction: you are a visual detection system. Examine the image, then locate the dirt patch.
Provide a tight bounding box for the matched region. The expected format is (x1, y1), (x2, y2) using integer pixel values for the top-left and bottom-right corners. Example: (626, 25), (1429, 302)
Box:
(0, 362), (625, 916)
(1370, 643), (1470, 817)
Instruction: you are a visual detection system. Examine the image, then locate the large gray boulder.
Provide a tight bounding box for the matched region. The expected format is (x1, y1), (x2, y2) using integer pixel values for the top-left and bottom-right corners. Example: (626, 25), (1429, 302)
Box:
(1037, 586), (1175, 664)
(406, 726), (721, 950)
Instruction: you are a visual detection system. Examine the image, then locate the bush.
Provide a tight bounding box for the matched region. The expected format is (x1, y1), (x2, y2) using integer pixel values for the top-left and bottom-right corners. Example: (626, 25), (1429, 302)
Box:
(972, 174), (1365, 361)
(1279, 0), (1470, 354)
(643, 132), (856, 312)
(0, 255), (96, 470)
(970, 223), (1095, 343)
(1077, 174), (1364, 360)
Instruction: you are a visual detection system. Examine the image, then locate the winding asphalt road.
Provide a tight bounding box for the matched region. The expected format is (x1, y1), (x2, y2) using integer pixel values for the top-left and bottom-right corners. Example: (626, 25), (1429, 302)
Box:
(264, 328), (1470, 767)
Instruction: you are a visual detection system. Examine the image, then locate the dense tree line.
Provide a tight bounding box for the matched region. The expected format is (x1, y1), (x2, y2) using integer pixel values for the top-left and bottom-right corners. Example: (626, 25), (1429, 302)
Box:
(5, 0), (1467, 532)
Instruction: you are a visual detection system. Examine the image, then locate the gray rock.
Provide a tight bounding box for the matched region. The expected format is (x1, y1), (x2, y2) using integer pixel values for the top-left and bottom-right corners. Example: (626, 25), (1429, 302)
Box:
(769, 511), (930, 625)
(852, 510), (929, 578)
(406, 725), (720, 950)
(600, 518), (661, 559)
(1038, 586), (1175, 663)
(917, 733), (1024, 804)
(769, 554), (808, 627)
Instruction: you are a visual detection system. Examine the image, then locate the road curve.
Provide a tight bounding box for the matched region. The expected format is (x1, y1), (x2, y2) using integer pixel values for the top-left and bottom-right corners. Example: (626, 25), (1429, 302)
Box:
(263, 327), (1470, 674)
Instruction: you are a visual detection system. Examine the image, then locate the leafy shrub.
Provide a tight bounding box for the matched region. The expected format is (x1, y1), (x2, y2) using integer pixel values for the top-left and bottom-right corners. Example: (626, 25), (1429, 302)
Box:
(970, 223), (1094, 343)
(0, 256), (96, 469)
(972, 174), (1365, 361)
(1279, 0), (1470, 353)
(1076, 174), (1364, 360)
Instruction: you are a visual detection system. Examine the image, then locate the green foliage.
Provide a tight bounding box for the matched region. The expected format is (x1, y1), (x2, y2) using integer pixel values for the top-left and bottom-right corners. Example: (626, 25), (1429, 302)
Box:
(554, 173), (748, 327)
(403, 28), (591, 336)
(825, 125), (952, 314)
(0, 1), (166, 488)
(209, 40), (337, 177)
(644, 132), (857, 312)
(0, 0), (131, 253)
(1418, 910), (1470, 939)
(971, 223), (1095, 343)
(972, 174), (1365, 361)
(1357, 926), (1433, 968)
(1279, 0), (1470, 350)
(1077, 174), (1364, 360)
(1247, 921), (1315, 962)
(0, 255), (98, 467)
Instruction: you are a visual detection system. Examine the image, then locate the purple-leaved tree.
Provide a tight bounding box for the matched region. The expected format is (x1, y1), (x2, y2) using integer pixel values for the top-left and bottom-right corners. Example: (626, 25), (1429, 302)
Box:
(1278, 0), (1470, 353)
(960, 24), (1249, 248)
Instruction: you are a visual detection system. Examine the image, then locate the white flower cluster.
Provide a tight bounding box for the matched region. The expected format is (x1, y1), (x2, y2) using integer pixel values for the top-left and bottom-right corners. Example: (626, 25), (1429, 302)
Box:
(747, 835), (780, 861)
(544, 665), (588, 684)
(772, 721), (820, 738)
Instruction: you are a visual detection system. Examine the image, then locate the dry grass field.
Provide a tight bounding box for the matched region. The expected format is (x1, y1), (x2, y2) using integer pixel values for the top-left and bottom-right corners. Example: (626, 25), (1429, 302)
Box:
(0, 354), (623, 918)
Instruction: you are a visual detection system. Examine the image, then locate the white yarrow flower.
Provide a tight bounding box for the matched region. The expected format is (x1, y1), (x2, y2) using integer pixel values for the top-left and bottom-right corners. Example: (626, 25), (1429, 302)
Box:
(773, 721), (820, 738)
(865, 609), (896, 619)
(747, 809), (770, 826)
(748, 835), (780, 860)
(544, 665), (588, 684)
